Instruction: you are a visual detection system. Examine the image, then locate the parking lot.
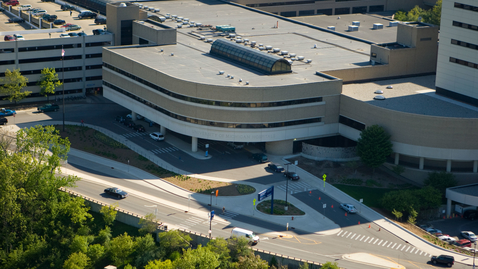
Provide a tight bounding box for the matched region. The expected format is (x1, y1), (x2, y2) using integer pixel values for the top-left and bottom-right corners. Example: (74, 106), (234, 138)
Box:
(425, 217), (478, 250)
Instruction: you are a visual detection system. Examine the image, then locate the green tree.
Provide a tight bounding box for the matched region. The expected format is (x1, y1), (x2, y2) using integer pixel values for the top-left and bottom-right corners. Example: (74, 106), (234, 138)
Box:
(157, 230), (192, 257)
(237, 252), (268, 269)
(139, 213), (158, 235)
(207, 238), (231, 268)
(321, 261), (339, 269)
(37, 67), (62, 101)
(423, 0), (442, 25)
(424, 171), (457, 197)
(227, 236), (252, 262)
(299, 262), (310, 269)
(415, 186), (441, 210)
(0, 69), (30, 103)
(63, 252), (90, 269)
(109, 232), (136, 267)
(133, 234), (161, 268)
(100, 203), (118, 227)
(381, 189), (418, 213)
(173, 245), (220, 269)
(145, 259), (173, 269)
(391, 209), (403, 221)
(70, 235), (89, 254)
(357, 125), (393, 170)
(86, 244), (105, 264)
(407, 207), (418, 224)
(393, 0), (442, 26)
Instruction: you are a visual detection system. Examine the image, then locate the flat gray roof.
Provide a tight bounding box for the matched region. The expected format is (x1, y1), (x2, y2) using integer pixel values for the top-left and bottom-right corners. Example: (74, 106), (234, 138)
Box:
(342, 75), (478, 118)
(449, 184), (478, 196)
(295, 14), (399, 44)
(110, 0), (377, 87)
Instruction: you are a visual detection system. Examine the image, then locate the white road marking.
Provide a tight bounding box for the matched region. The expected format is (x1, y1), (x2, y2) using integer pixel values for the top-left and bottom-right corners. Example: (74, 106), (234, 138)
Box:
(401, 245), (406, 251)
(346, 233), (353, 238)
(337, 231), (343, 236)
(414, 248), (420, 254)
(406, 246), (411, 252)
(377, 239), (382, 245)
(350, 234), (356, 240)
(368, 237), (374, 243)
(396, 244), (402, 249)
(382, 241), (388, 246)
(391, 243), (397, 248)
(341, 231), (348, 237)
(387, 242), (393, 248)
(419, 251), (423, 255)
(362, 236), (368, 242)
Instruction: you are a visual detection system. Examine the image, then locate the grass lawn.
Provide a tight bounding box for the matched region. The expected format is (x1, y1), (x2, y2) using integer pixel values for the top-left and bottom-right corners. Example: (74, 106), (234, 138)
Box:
(257, 199), (305, 215)
(333, 184), (397, 208)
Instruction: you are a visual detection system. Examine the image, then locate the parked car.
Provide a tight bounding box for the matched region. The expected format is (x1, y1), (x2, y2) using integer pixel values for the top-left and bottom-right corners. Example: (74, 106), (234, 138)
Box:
(61, 23), (74, 28)
(453, 239), (472, 248)
(32, 10), (47, 16)
(340, 203), (358, 213)
(0, 108), (16, 116)
(41, 0), (55, 2)
(18, 4), (32, 10)
(438, 235), (456, 244)
(5, 0), (19, 6)
(425, 228), (442, 234)
(464, 209), (477, 220)
(8, 17), (24, 23)
(42, 14), (57, 22)
(78, 11), (97, 19)
(4, 35), (14, 41)
(123, 120), (135, 128)
(61, 4), (74, 10)
(59, 33), (70, 38)
(66, 24), (81, 31)
(460, 231), (477, 242)
(37, 103), (59, 112)
(251, 153), (268, 163)
(284, 171), (300, 180)
(133, 124), (145, 132)
(68, 32), (78, 37)
(104, 187), (128, 199)
(463, 247), (476, 253)
(431, 255), (454, 267)
(150, 132), (164, 141)
(115, 115), (125, 123)
(94, 16), (106, 24)
(53, 19), (65, 25)
(93, 29), (106, 35)
(77, 32), (87, 36)
(0, 117), (7, 125)
(268, 163), (284, 173)
(227, 142), (244, 150)
(13, 34), (24, 40)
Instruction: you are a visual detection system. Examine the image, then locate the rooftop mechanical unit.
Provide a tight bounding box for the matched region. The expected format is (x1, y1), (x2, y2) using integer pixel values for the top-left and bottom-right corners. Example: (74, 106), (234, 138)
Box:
(348, 25), (359, 31)
(373, 23), (383, 30)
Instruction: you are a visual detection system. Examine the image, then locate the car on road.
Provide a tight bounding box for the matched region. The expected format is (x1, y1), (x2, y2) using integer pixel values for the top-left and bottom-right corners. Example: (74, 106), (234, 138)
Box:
(268, 163), (284, 173)
(464, 209), (477, 220)
(340, 203), (358, 213)
(37, 103), (59, 112)
(115, 115), (125, 123)
(53, 19), (65, 25)
(438, 235), (456, 244)
(453, 239), (472, 248)
(227, 142), (244, 150)
(104, 187), (128, 199)
(0, 108), (16, 116)
(461, 231), (477, 242)
(284, 171), (300, 180)
(8, 17), (25, 23)
(4, 35), (14, 41)
(133, 124), (145, 132)
(251, 153), (268, 163)
(231, 227), (259, 245)
(430, 255), (454, 267)
(123, 119), (135, 128)
(0, 117), (7, 125)
(150, 132), (164, 141)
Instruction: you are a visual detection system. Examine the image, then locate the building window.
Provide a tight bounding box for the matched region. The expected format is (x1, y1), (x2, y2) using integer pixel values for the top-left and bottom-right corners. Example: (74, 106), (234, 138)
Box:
(449, 57), (478, 69)
(371, 52), (377, 58)
(352, 6), (367, 14)
(121, 20), (133, 45)
(454, 2), (478, 12)
(369, 5), (384, 12)
(339, 115), (365, 131)
(280, 11), (297, 17)
(451, 39), (478, 50)
(420, 37), (432, 41)
(86, 53), (102, 58)
(453, 21), (478, 31)
(298, 10), (314, 16)
(19, 55), (82, 64)
(335, 7), (350, 15)
(317, 8), (333, 15)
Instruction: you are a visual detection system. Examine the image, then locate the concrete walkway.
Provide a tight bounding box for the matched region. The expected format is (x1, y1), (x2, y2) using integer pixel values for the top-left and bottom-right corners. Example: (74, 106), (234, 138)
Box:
(9, 121), (476, 267)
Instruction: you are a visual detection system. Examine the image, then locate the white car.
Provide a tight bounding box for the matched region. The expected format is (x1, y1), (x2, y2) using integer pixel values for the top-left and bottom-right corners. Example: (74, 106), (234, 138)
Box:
(13, 34), (24, 40)
(32, 9), (47, 16)
(438, 235), (456, 243)
(461, 231), (477, 242)
(18, 4), (32, 11)
(340, 203), (357, 213)
(149, 132), (164, 141)
(463, 247), (476, 253)
(425, 228), (442, 234)
(59, 33), (70, 38)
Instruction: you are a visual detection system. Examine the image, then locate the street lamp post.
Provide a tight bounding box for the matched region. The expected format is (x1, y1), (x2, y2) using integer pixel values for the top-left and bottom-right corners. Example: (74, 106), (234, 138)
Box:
(209, 191), (214, 238)
(284, 163), (291, 211)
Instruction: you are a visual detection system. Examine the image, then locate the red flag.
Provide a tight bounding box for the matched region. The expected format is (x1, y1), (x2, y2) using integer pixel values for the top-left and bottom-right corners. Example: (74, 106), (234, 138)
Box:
(61, 49), (65, 57)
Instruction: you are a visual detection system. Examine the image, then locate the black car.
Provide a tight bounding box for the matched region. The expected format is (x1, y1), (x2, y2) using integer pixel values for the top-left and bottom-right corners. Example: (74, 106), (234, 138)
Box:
(431, 255), (454, 267)
(115, 115), (125, 123)
(104, 187), (128, 199)
(8, 17), (25, 23)
(42, 14), (57, 22)
(252, 153), (268, 163)
(133, 124), (145, 132)
(92, 29), (105, 35)
(94, 17), (106, 24)
(78, 11), (97, 19)
(61, 4), (74, 10)
(463, 209), (477, 220)
(78, 32), (87, 36)
(123, 119), (135, 128)
(284, 171), (300, 180)
(0, 117), (7, 125)
(68, 32), (78, 37)
(268, 163), (284, 173)
(37, 103), (59, 112)
(53, 19), (65, 25)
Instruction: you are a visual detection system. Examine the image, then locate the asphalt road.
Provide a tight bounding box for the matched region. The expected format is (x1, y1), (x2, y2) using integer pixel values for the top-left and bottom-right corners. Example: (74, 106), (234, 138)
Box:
(10, 101), (474, 269)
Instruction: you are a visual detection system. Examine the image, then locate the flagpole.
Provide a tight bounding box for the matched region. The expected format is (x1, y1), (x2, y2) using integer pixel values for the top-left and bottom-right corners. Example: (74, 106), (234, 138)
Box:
(62, 45), (65, 132)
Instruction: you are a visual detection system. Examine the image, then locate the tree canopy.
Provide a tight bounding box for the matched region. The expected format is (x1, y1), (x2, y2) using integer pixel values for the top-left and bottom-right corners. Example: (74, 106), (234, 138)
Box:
(394, 0), (442, 26)
(37, 67), (62, 101)
(356, 125), (393, 170)
(0, 69), (31, 103)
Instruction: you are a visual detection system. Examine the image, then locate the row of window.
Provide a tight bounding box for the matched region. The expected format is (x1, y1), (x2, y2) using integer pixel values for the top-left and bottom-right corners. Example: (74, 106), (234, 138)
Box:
(0, 89), (82, 99)
(454, 2), (478, 12)
(449, 57), (478, 69)
(22, 76), (101, 86)
(104, 81), (322, 129)
(339, 115), (365, 131)
(15, 54), (102, 64)
(247, 1), (314, 7)
(277, 5), (383, 16)
(103, 63), (323, 108)
(452, 21), (478, 31)
(1, 66), (97, 77)
(451, 39), (478, 51)
(15, 41), (111, 52)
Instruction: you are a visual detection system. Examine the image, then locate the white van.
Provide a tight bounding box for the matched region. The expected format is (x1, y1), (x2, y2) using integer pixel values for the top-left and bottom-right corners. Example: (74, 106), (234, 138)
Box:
(19, 4), (32, 11)
(231, 228), (259, 244)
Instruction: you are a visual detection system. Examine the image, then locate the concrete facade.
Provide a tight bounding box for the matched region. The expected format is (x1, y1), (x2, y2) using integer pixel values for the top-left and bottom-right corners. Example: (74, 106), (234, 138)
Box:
(106, 2), (147, 46)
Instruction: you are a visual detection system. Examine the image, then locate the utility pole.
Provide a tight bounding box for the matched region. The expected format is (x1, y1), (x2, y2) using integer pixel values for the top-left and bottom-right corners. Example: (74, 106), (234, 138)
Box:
(61, 45), (65, 131)
(209, 191), (214, 238)
(284, 163), (291, 211)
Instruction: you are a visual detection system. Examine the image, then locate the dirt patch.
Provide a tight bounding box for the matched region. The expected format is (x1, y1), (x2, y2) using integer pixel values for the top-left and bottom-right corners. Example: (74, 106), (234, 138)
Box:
(257, 199), (305, 216)
(55, 125), (254, 196)
(288, 156), (412, 189)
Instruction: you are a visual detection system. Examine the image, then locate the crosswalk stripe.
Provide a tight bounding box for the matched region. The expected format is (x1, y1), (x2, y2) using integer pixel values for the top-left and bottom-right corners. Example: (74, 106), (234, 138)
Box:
(382, 241), (388, 246)
(377, 239), (382, 245)
(414, 249), (419, 254)
(357, 235), (364, 241)
(419, 251), (423, 255)
(367, 237), (373, 243)
(350, 234), (356, 240)
(387, 242), (393, 248)
(346, 233), (353, 238)
(391, 243), (397, 248)
(337, 231), (343, 236)
(401, 245), (406, 251)
(341, 232), (347, 237)
(363, 236), (369, 242)
(396, 244), (401, 249)
(409, 247), (415, 253)
(406, 246), (411, 252)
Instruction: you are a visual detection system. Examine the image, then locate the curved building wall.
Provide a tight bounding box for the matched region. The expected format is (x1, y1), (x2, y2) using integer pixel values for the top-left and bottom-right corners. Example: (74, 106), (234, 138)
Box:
(339, 95), (478, 161)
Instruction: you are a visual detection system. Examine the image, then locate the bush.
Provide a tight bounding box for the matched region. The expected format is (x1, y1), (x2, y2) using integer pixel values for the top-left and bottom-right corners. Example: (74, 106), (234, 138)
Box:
(236, 184), (255, 194)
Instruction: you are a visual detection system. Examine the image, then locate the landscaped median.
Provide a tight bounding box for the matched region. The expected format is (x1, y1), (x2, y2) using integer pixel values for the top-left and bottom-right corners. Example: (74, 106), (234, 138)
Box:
(55, 125), (255, 196)
(257, 199), (305, 216)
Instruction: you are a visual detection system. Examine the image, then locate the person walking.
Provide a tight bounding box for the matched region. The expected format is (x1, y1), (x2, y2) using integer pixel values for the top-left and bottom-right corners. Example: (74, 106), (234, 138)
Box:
(81, 119), (84, 126)
(222, 207), (225, 214)
(70, 10), (72, 16)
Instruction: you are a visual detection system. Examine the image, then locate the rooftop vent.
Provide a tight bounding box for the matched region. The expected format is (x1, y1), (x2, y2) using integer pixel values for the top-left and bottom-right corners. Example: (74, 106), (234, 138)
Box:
(280, 51), (289, 55)
(289, 53), (296, 58)
(196, 23), (202, 27)
(373, 23), (383, 30)
(352, 21), (360, 26)
(272, 48), (280, 53)
(374, 89), (383, 94)
(170, 53), (174, 56)
(265, 45), (273, 50)
(230, 75), (234, 79)
(218, 71), (224, 75)
(199, 36), (205, 40)
(207, 38), (213, 42)
(172, 15), (177, 18)
(226, 74), (230, 78)
(245, 81), (249, 85)
(313, 44), (317, 48)
(239, 79), (242, 82)
(306, 59), (312, 63)
(160, 49), (163, 52)
(119, 2), (127, 7)
(327, 26), (335, 31)
(389, 21), (399, 27)
(297, 56), (304, 61)
(177, 24), (182, 28)
(348, 25), (359, 32)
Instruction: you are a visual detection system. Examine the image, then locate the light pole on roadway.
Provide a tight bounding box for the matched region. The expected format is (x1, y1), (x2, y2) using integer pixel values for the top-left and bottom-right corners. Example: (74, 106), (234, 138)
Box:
(209, 191), (214, 238)
(284, 163), (291, 211)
